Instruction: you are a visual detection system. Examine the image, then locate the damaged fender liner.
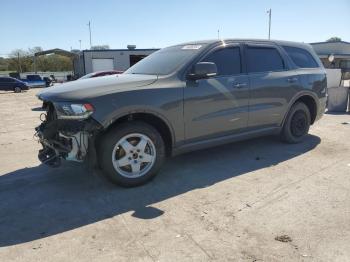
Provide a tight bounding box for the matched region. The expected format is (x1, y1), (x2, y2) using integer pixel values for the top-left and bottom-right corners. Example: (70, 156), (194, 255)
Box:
(36, 118), (102, 167)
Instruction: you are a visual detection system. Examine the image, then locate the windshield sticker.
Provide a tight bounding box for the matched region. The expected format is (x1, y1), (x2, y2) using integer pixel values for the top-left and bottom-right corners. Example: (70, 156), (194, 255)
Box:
(182, 45), (202, 50)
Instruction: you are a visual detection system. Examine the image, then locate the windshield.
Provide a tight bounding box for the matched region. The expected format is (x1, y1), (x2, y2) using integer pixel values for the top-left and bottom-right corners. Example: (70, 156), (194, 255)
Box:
(125, 44), (206, 75)
(79, 72), (96, 79)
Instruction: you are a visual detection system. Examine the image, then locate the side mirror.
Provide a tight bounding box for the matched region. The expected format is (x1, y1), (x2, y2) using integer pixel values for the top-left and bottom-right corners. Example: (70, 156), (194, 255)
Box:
(187, 62), (218, 80)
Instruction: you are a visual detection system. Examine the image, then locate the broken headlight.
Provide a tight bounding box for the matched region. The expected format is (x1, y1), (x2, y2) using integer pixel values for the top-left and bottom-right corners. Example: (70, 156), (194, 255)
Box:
(54, 102), (94, 120)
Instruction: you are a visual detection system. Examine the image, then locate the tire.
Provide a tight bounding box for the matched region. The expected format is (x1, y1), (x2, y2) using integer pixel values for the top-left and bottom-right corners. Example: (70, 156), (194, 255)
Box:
(281, 102), (311, 144)
(14, 87), (22, 93)
(98, 121), (166, 187)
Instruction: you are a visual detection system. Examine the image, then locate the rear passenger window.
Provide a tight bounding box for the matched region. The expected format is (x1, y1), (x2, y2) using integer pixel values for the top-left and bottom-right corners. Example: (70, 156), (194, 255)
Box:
(202, 47), (241, 76)
(282, 46), (319, 68)
(246, 47), (284, 73)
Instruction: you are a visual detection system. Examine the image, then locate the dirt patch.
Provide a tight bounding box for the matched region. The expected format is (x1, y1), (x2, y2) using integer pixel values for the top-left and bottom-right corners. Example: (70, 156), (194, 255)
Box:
(275, 234), (292, 243)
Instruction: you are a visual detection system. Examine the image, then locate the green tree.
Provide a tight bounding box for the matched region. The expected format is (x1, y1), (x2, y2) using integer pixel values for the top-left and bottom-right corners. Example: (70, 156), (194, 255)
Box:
(326, 37), (342, 42)
(1, 47), (73, 73)
(0, 57), (9, 71)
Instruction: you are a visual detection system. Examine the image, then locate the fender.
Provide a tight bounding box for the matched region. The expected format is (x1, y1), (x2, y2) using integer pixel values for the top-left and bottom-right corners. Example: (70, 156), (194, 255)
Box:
(281, 90), (319, 127)
(102, 105), (177, 146)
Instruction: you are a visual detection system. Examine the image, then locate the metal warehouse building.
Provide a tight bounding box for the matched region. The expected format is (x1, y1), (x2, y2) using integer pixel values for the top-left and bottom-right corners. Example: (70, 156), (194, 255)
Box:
(73, 46), (159, 78)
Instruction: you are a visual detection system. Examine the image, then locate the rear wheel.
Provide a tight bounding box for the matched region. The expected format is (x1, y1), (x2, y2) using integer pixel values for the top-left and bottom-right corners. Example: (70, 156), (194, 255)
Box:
(98, 121), (166, 187)
(14, 86), (22, 93)
(281, 102), (311, 143)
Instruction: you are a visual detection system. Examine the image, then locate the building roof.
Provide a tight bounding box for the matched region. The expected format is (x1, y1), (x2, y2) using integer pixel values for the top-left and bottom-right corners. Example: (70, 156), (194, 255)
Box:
(310, 41), (350, 56)
(34, 48), (78, 58)
(310, 41), (350, 45)
(82, 48), (159, 53)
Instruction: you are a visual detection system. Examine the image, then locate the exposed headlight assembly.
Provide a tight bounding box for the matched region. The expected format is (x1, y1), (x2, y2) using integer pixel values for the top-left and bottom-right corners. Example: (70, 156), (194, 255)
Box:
(54, 102), (94, 120)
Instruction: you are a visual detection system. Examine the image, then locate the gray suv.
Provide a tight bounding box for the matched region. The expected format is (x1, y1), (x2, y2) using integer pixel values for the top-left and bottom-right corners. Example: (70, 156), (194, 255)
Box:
(36, 39), (327, 187)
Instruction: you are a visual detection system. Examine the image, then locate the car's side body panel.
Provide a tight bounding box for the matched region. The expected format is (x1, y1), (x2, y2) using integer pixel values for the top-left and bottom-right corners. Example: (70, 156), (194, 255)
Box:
(36, 39), (327, 163)
(88, 77), (185, 147)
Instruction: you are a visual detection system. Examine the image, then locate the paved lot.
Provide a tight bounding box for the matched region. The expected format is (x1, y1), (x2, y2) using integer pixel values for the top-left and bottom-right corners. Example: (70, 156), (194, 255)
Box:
(0, 89), (349, 262)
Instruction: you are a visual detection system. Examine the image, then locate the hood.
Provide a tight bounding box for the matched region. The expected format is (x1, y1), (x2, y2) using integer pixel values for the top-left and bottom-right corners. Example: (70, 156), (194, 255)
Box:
(37, 74), (158, 101)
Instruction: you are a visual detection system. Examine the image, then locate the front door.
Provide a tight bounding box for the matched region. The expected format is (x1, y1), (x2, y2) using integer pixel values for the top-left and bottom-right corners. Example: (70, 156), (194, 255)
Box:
(184, 44), (250, 142)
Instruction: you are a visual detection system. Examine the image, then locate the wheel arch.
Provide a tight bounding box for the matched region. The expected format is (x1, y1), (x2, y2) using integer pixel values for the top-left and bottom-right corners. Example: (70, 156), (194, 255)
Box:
(100, 110), (175, 156)
(283, 92), (318, 126)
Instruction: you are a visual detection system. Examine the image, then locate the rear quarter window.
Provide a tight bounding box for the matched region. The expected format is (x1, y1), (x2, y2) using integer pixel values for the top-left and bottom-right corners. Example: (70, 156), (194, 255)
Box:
(282, 46), (319, 68)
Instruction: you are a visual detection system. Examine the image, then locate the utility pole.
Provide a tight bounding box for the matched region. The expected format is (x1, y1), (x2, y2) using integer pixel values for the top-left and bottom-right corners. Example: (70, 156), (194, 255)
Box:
(79, 40), (82, 50)
(267, 9), (272, 40)
(87, 21), (92, 49)
(17, 52), (22, 73)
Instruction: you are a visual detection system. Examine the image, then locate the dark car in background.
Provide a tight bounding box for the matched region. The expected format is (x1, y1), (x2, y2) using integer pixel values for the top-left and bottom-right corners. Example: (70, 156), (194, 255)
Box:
(78, 70), (123, 80)
(0, 77), (29, 92)
(36, 39), (327, 187)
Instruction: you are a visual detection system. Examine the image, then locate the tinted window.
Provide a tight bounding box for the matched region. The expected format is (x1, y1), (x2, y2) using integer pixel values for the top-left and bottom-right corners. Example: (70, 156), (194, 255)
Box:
(125, 44), (206, 75)
(0, 77), (10, 82)
(282, 46), (319, 68)
(202, 47), (241, 76)
(247, 47), (284, 73)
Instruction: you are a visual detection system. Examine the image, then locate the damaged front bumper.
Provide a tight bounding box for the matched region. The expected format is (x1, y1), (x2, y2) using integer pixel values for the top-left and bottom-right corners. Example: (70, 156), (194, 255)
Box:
(35, 104), (102, 167)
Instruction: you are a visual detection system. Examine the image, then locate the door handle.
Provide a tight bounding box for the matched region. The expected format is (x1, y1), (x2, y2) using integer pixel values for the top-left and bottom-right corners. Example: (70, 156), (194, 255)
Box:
(287, 77), (298, 83)
(233, 83), (247, 88)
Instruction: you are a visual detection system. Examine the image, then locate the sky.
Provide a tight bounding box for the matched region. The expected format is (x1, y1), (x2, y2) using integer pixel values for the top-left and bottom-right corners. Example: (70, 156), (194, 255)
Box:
(1, 0), (349, 56)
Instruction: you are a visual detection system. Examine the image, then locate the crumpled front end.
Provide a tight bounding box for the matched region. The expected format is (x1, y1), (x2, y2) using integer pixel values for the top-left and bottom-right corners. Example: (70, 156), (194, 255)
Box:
(35, 102), (102, 167)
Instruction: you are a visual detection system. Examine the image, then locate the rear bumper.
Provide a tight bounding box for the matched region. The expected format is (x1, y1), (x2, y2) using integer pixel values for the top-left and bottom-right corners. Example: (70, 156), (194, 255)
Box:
(315, 97), (327, 122)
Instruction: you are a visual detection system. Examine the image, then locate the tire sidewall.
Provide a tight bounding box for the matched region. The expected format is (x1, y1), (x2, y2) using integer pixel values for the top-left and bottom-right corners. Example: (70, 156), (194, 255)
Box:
(282, 102), (311, 143)
(14, 87), (22, 93)
(98, 121), (166, 187)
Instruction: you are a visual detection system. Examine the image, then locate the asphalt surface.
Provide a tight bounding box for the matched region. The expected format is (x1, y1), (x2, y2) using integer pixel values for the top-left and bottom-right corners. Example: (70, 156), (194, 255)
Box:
(0, 89), (349, 262)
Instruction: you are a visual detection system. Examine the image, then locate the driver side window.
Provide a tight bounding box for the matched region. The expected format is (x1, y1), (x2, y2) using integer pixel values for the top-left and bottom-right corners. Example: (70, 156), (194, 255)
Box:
(201, 47), (241, 76)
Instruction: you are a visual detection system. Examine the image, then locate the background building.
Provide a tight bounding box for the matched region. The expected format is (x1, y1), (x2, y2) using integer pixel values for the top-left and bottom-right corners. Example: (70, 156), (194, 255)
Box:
(310, 41), (350, 69)
(73, 46), (158, 78)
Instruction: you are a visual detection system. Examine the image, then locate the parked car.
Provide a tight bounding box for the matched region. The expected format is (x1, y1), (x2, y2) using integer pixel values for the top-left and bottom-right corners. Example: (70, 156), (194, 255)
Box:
(43, 77), (53, 87)
(0, 76), (29, 92)
(35, 39), (327, 187)
(21, 74), (46, 88)
(78, 70), (123, 80)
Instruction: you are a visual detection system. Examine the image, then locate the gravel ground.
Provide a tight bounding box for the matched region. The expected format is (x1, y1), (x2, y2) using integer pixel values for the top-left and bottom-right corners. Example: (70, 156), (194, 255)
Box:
(0, 89), (349, 262)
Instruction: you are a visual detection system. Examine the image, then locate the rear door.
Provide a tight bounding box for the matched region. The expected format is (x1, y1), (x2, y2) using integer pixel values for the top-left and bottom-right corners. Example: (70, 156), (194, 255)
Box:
(245, 44), (301, 129)
(184, 44), (250, 141)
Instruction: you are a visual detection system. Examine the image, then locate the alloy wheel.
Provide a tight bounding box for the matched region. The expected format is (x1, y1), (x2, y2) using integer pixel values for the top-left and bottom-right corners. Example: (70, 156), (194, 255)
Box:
(111, 133), (156, 178)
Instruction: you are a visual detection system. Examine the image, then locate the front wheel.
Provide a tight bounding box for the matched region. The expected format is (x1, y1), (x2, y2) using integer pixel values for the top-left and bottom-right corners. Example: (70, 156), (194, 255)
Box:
(14, 86), (22, 93)
(98, 121), (166, 187)
(281, 102), (311, 143)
